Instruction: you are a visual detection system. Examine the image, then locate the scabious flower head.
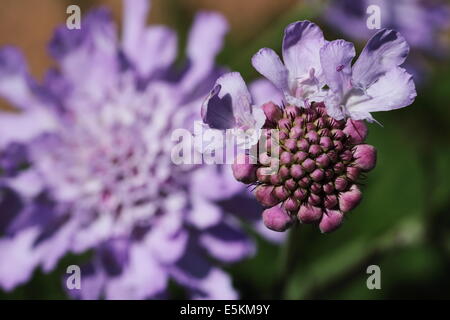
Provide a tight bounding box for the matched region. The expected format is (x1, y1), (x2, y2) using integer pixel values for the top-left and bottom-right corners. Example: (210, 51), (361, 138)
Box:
(232, 102), (375, 233)
(202, 21), (416, 233)
(0, 0), (258, 299)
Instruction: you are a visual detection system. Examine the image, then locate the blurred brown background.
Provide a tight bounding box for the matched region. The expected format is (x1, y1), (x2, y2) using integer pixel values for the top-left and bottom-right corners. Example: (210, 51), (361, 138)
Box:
(0, 0), (298, 80)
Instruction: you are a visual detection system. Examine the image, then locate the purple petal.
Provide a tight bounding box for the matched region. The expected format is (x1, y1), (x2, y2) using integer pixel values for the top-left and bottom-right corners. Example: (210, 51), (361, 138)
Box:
(320, 40), (355, 95)
(199, 220), (255, 262)
(0, 46), (37, 110)
(201, 72), (252, 130)
(352, 29), (409, 88)
(348, 67), (416, 118)
(171, 238), (237, 299)
(249, 79), (283, 106)
(0, 108), (56, 147)
(187, 11), (228, 66)
(0, 228), (40, 291)
(122, 0), (150, 59)
(252, 48), (288, 92)
(134, 26), (177, 77)
(105, 243), (168, 299)
(282, 21), (326, 83)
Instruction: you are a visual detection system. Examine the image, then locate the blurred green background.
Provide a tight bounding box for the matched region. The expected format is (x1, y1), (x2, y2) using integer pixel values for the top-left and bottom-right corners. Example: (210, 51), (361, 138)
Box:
(0, 0), (449, 299)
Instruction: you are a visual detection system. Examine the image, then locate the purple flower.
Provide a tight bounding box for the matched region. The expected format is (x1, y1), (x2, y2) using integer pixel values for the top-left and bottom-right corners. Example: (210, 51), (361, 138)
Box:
(320, 30), (416, 121)
(201, 21), (416, 232)
(323, 0), (450, 81)
(0, 0), (264, 299)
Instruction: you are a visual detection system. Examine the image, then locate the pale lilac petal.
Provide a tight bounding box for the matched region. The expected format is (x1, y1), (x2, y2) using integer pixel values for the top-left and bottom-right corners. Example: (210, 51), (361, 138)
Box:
(7, 169), (44, 198)
(105, 244), (168, 300)
(202, 72), (252, 130)
(171, 239), (238, 299)
(0, 47), (36, 110)
(282, 21), (326, 85)
(0, 108), (57, 147)
(0, 228), (40, 291)
(199, 220), (255, 262)
(187, 11), (228, 65)
(252, 48), (288, 92)
(122, 0), (150, 59)
(347, 67), (416, 119)
(249, 78), (283, 106)
(180, 12), (228, 93)
(320, 40), (355, 95)
(134, 26), (177, 77)
(352, 29), (409, 88)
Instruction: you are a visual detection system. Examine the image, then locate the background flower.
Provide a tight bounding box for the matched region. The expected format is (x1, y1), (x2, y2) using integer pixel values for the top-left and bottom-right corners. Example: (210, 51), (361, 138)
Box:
(0, 0), (280, 299)
(0, 0), (450, 300)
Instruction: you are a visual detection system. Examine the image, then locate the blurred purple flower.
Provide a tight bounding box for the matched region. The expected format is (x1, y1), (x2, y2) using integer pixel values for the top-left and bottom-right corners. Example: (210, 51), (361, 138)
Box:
(0, 0), (278, 299)
(324, 0), (450, 81)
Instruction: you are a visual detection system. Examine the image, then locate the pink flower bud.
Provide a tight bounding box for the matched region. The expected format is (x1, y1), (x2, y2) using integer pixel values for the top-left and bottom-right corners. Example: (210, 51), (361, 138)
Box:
(284, 139), (297, 152)
(344, 119), (368, 144)
(346, 166), (360, 181)
(305, 131), (319, 143)
(289, 126), (303, 139)
(262, 102), (282, 123)
(284, 197), (299, 211)
(285, 105), (300, 118)
(280, 151), (293, 165)
(284, 178), (297, 191)
(319, 210), (344, 233)
(319, 136), (333, 150)
(262, 205), (293, 232)
(290, 164), (304, 179)
(293, 151), (308, 163)
(334, 176), (348, 191)
(324, 194), (338, 209)
(302, 158), (316, 172)
(255, 185), (279, 207)
(298, 205), (323, 223)
(339, 185), (362, 212)
(316, 153), (330, 168)
(353, 144), (377, 171)
(274, 185), (289, 201)
(297, 138), (309, 151)
(232, 154), (257, 183)
(308, 144), (322, 156)
(310, 168), (324, 182)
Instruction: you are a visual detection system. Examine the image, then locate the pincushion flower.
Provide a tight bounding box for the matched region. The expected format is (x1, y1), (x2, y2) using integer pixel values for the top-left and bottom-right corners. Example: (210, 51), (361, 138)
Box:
(0, 0), (261, 299)
(202, 21), (416, 233)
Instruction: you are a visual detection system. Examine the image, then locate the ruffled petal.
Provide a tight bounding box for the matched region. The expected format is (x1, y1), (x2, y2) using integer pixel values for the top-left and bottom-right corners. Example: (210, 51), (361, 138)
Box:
(252, 48), (288, 92)
(347, 67), (416, 120)
(122, 0), (150, 59)
(249, 79), (283, 106)
(0, 46), (36, 110)
(320, 40), (355, 95)
(105, 243), (168, 300)
(171, 238), (237, 299)
(352, 29), (409, 89)
(201, 72), (253, 130)
(199, 220), (255, 262)
(282, 21), (326, 87)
